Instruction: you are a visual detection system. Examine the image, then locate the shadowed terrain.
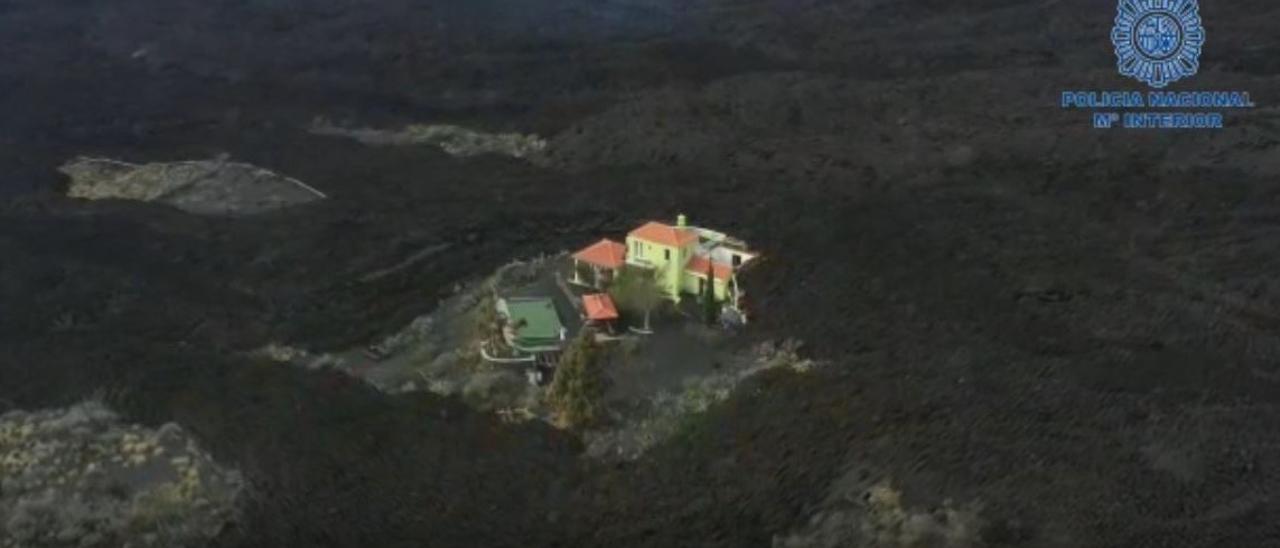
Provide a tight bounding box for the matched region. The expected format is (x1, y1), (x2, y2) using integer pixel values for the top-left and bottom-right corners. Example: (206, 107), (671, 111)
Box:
(2, 0), (1280, 546)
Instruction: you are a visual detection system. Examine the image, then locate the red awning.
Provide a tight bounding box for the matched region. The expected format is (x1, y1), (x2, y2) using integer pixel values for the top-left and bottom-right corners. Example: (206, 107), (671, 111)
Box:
(582, 293), (619, 322)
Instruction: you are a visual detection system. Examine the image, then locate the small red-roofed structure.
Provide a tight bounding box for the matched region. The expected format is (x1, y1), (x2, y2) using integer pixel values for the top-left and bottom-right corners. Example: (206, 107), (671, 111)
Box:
(571, 238), (627, 288)
(582, 293), (619, 323)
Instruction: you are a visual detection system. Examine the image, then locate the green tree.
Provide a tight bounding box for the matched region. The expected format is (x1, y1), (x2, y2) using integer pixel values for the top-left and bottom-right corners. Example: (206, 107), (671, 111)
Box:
(547, 329), (606, 429)
(702, 261), (720, 325)
(608, 265), (665, 332)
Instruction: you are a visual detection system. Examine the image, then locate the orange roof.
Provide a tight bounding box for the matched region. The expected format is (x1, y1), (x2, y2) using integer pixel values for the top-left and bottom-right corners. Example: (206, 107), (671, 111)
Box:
(628, 221), (697, 248)
(582, 293), (619, 321)
(686, 255), (733, 281)
(572, 239), (627, 269)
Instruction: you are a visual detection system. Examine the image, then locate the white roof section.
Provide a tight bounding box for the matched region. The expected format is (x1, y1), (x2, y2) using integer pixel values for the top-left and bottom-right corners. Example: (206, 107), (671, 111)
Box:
(689, 225), (756, 267)
(709, 246), (754, 265)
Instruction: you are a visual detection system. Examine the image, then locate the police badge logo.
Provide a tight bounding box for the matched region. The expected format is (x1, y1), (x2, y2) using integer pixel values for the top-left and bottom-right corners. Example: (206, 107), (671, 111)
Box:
(1111, 0), (1205, 88)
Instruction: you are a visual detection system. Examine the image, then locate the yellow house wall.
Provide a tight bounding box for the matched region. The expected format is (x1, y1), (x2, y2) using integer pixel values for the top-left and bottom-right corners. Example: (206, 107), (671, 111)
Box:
(683, 273), (729, 301)
(625, 236), (686, 299)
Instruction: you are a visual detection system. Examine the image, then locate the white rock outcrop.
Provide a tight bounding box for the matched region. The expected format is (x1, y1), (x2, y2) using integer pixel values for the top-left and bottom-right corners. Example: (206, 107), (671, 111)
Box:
(60, 157), (325, 215)
(310, 119), (547, 159)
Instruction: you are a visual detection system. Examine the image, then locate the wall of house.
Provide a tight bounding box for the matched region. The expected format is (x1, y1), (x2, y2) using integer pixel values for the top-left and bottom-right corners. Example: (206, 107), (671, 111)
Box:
(625, 236), (688, 299)
(682, 272), (729, 301)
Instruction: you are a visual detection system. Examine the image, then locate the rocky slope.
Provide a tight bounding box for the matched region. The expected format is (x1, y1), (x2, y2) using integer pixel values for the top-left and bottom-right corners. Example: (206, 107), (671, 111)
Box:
(2, 0), (1280, 547)
(0, 402), (243, 548)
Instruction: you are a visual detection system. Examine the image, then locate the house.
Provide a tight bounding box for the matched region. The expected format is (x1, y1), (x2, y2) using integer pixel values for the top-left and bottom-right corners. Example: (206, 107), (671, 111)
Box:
(572, 214), (756, 311)
(497, 297), (567, 353)
(624, 219), (699, 299)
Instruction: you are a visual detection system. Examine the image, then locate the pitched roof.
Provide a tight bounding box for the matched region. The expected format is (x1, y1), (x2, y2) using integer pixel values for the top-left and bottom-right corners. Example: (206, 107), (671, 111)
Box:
(685, 255), (733, 281)
(629, 221), (698, 248)
(573, 238), (627, 269)
(582, 293), (619, 322)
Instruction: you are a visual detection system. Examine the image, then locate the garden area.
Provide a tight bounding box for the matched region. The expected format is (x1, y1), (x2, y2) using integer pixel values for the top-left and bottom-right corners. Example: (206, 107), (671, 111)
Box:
(250, 252), (813, 460)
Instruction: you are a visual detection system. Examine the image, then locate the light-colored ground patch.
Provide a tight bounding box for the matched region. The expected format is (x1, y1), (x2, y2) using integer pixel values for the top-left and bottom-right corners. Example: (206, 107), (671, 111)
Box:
(347, 256), (567, 413)
(60, 157), (325, 215)
(0, 401), (244, 548)
(773, 469), (983, 548)
(258, 257), (565, 414)
(261, 254), (815, 458)
(309, 118), (548, 159)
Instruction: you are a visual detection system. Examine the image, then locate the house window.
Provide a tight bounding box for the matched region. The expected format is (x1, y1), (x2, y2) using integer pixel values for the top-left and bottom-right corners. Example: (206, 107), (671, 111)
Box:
(664, 249), (670, 261)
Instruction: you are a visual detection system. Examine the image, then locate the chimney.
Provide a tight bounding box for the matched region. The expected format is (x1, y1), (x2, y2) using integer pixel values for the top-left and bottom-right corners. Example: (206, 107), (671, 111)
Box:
(676, 213), (687, 228)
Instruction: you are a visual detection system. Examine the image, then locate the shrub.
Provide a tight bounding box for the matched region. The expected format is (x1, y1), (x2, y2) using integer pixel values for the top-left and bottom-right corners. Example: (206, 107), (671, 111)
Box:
(609, 266), (666, 331)
(701, 260), (719, 325)
(546, 330), (606, 429)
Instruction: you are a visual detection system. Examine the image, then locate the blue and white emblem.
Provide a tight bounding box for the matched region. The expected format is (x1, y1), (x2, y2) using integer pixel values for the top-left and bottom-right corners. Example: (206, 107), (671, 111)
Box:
(1111, 0), (1205, 88)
